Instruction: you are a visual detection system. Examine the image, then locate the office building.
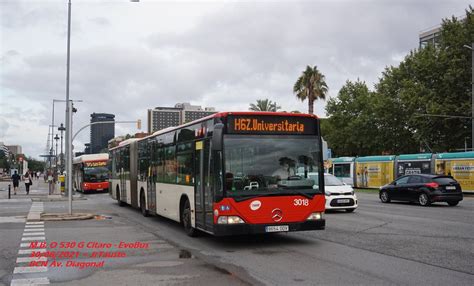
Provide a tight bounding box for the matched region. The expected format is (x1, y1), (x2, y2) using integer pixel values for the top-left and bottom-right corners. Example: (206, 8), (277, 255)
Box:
(90, 113), (115, 154)
(419, 26), (441, 48)
(147, 103), (217, 133)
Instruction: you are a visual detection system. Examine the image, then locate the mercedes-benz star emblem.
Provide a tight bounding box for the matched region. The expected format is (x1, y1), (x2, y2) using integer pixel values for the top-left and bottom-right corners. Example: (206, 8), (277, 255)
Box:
(271, 208), (283, 222)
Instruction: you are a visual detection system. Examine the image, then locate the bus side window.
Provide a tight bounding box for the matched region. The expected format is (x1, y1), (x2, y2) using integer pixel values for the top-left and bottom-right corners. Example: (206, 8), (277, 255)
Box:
(213, 151), (224, 201)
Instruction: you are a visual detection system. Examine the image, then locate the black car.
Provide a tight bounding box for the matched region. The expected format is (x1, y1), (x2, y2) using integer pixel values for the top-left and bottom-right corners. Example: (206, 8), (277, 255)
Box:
(379, 174), (463, 206)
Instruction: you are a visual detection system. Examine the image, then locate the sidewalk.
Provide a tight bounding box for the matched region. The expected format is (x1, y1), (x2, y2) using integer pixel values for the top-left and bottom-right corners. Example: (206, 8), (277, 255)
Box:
(0, 179), (50, 201)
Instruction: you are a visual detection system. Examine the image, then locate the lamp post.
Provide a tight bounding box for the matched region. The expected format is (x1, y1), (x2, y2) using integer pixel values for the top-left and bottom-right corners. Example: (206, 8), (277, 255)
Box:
(58, 123), (65, 173)
(464, 43), (473, 151)
(54, 134), (60, 174)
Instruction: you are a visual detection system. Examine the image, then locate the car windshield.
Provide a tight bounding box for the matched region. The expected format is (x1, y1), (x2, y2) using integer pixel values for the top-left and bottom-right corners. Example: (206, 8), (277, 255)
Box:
(324, 174), (344, 186)
(84, 167), (109, 182)
(224, 135), (322, 199)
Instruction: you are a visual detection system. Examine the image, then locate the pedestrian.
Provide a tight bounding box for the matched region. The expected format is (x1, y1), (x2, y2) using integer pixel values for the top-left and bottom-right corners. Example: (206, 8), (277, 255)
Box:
(11, 170), (21, 195)
(36, 171), (40, 180)
(24, 170), (32, 195)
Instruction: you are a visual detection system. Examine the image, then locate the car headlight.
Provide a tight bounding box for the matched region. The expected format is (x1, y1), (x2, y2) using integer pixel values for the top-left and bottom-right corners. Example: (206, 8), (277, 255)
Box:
(306, 212), (324, 220)
(350, 190), (354, 195)
(217, 216), (245, 224)
(325, 191), (331, 196)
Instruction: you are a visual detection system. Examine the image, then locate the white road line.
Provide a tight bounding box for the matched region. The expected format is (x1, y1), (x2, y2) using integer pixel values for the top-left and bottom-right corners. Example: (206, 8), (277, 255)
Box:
(23, 232), (45, 236)
(21, 237), (45, 241)
(19, 249), (46, 254)
(26, 222), (44, 225)
(13, 266), (47, 274)
(20, 243), (32, 248)
(25, 225), (44, 228)
(16, 256), (47, 263)
(24, 228), (44, 232)
(10, 277), (50, 286)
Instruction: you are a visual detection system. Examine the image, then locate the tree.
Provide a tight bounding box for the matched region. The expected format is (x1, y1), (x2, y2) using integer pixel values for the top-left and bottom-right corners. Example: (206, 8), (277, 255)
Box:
(293, 65), (328, 114)
(323, 80), (383, 156)
(26, 157), (45, 172)
(249, 99), (281, 112)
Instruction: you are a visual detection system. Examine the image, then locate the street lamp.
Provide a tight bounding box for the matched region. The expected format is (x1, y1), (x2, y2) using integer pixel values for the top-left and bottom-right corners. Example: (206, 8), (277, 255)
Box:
(58, 123), (66, 173)
(464, 43), (473, 151)
(54, 134), (60, 174)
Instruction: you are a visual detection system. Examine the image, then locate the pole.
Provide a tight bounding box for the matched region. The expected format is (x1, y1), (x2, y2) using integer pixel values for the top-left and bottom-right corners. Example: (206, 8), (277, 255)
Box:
(60, 125), (64, 173)
(65, 0), (72, 215)
(471, 42), (474, 152)
(8, 184), (10, 200)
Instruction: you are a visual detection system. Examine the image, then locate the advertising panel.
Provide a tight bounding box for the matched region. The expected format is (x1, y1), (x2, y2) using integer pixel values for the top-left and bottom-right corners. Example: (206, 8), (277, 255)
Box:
(436, 159), (474, 192)
(356, 161), (394, 188)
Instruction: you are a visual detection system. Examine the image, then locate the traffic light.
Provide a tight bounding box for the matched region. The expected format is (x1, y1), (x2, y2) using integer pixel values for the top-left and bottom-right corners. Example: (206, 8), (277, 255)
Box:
(137, 119), (141, 130)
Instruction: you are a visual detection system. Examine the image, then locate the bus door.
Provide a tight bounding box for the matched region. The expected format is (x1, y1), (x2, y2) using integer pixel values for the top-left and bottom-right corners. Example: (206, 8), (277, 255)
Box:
(195, 140), (213, 231)
(147, 142), (157, 213)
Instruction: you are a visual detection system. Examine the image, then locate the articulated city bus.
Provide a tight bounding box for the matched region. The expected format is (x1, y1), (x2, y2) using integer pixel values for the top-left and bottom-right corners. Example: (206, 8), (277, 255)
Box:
(73, 153), (109, 193)
(109, 112), (326, 236)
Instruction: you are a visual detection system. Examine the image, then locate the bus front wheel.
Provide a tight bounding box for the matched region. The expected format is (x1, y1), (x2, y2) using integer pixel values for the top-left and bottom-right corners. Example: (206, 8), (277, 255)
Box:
(182, 199), (197, 237)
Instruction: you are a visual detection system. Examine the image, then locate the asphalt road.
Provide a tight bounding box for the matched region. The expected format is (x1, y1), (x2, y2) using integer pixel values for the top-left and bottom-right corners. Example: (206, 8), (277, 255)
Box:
(1, 184), (473, 285)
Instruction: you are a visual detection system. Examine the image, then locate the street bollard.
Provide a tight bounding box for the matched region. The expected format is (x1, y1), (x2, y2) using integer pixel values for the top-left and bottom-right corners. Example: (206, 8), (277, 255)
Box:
(8, 184), (11, 199)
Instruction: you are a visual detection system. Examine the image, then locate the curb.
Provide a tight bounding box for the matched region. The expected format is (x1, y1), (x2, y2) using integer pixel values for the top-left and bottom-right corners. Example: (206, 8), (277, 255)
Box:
(40, 213), (95, 221)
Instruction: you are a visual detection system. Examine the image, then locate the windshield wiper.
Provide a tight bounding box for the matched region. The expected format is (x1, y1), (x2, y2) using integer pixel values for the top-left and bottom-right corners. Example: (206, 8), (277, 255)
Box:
(233, 191), (282, 202)
(280, 188), (315, 199)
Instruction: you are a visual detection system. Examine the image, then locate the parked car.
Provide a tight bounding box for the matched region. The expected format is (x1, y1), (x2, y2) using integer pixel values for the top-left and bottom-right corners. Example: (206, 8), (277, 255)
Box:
(379, 174), (463, 206)
(323, 173), (358, 212)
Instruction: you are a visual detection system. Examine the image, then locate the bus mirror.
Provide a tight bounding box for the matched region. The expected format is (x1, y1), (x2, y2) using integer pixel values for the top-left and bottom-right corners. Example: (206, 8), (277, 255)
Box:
(212, 123), (224, 151)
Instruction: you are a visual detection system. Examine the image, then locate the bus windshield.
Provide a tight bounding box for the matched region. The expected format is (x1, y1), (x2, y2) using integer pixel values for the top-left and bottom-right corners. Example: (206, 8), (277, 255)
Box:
(84, 166), (109, 182)
(224, 135), (322, 200)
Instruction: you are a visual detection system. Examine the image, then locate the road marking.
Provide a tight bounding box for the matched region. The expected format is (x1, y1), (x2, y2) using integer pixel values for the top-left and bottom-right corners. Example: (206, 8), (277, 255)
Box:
(16, 257), (47, 263)
(13, 266), (47, 274)
(24, 228), (44, 232)
(19, 249), (46, 254)
(10, 277), (50, 286)
(21, 237), (45, 241)
(26, 222), (44, 225)
(20, 243), (32, 247)
(23, 232), (45, 236)
(0, 217), (26, 223)
(25, 225), (44, 228)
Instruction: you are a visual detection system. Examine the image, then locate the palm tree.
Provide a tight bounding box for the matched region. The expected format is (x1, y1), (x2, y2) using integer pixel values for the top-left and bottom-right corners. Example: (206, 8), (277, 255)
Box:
(293, 65), (328, 114)
(249, 99), (281, 112)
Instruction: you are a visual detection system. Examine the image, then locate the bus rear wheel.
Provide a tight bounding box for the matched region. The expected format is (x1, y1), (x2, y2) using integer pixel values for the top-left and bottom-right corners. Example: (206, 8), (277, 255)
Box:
(140, 191), (149, 217)
(116, 188), (125, 207)
(182, 199), (197, 237)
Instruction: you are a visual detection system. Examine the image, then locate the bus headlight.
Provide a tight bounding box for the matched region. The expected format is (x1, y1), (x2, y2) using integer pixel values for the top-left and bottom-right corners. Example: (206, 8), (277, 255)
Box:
(306, 212), (324, 220)
(217, 216), (245, 224)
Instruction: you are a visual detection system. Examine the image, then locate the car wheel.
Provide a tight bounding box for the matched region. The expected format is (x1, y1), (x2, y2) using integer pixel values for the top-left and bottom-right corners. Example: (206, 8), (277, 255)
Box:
(182, 200), (197, 237)
(418, 193), (431, 206)
(447, 201), (459, 206)
(380, 191), (390, 203)
(345, 208), (355, 213)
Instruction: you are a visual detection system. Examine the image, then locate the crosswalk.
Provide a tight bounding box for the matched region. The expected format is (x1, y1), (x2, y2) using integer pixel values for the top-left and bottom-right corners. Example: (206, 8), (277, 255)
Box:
(10, 202), (50, 286)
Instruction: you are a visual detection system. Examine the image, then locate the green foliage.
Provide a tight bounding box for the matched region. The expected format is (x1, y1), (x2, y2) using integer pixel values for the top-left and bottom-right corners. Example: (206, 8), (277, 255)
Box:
(0, 151), (9, 170)
(294, 65), (328, 114)
(249, 99), (281, 112)
(324, 7), (473, 156)
(26, 157), (45, 172)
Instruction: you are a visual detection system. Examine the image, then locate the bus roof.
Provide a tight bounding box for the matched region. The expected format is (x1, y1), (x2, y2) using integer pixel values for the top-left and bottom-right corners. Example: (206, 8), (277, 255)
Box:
(397, 153), (433, 161)
(331, 157), (355, 163)
(73, 153), (108, 164)
(436, 151), (474, 159)
(355, 155), (395, 162)
(112, 111), (319, 149)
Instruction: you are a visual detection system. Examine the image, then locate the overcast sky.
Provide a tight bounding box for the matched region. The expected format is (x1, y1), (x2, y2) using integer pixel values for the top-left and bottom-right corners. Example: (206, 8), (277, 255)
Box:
(0, 0), (471, 159)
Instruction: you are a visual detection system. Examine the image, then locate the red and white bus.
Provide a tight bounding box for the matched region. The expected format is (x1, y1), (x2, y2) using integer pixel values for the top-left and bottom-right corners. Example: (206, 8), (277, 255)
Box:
(109, 112), (326, 236)
(73, 153), (110, 193)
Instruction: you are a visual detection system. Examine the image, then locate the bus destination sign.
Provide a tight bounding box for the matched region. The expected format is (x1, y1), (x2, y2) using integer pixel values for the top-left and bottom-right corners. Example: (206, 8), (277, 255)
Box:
(227, 115), (317, 135)
(84, 161), (107, 168)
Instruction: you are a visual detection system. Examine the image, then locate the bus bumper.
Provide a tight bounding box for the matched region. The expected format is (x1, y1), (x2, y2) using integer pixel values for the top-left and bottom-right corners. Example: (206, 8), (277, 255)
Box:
(213, 219), (325, 236)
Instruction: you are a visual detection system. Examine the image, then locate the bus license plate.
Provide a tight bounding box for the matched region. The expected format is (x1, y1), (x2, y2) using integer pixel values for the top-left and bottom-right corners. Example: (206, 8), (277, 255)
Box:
(337, 199), (350, 203)
(446, 186), (456, 190)
(265, 225), (289, 233)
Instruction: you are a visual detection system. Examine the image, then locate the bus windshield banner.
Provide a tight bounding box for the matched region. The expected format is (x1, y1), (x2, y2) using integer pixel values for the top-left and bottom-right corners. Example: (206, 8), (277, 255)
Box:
(227, 115), (317, 135)
(84, 161), (107, 168)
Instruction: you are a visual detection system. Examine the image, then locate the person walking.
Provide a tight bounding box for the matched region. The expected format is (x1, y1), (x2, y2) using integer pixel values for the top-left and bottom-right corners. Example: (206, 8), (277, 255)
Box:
(11, 171), (21, 195)
(24, 170), (32, 195)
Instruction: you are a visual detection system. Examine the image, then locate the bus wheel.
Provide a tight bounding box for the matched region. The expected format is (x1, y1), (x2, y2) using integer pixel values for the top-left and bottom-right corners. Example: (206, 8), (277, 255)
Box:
(116, 188), (125, 207)
(140, 191), (149, 217)
(182, 200), (197, 237)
